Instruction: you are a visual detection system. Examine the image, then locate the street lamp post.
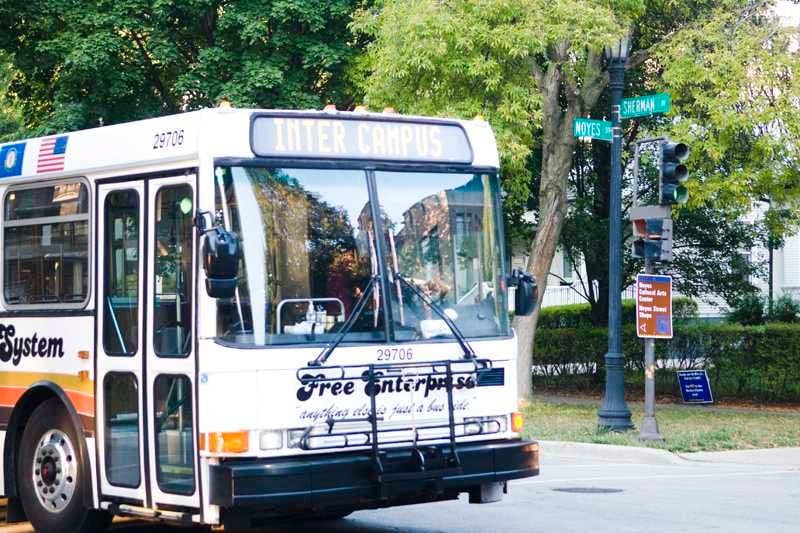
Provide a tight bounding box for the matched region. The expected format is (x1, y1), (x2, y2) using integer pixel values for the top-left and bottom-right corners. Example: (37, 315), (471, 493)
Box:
(598, 36), (634, 430)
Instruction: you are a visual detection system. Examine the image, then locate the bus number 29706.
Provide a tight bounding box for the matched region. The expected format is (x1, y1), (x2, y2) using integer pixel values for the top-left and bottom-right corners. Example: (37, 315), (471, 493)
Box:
(376, 348), (413, 361)
(152, 129), (185, 149)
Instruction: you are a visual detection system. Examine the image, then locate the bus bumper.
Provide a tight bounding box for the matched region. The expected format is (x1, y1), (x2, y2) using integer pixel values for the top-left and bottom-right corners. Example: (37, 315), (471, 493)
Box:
(209, 439), (538, 513)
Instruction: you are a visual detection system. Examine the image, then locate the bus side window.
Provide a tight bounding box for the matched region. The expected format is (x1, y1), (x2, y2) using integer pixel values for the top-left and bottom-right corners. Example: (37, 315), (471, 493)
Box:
(3, 181), (90, 307)
(153, 185), (193, 357)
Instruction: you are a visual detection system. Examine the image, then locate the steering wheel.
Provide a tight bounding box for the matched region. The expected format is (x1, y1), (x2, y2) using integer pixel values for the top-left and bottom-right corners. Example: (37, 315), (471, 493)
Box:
(222, 317), (253, 338)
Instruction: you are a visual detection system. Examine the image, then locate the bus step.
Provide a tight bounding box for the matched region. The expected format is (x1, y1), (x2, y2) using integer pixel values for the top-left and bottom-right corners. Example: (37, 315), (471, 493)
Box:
(102, 502), (194, 524)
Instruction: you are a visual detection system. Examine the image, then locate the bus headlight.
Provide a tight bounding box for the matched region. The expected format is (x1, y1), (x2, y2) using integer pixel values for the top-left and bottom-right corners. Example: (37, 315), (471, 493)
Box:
(464, 416), (507, 435)
(259, 430), (283, 450)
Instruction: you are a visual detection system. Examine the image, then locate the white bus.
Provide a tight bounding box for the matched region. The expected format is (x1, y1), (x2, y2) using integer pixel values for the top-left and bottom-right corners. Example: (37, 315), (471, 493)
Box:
(0, 106), (539, 532)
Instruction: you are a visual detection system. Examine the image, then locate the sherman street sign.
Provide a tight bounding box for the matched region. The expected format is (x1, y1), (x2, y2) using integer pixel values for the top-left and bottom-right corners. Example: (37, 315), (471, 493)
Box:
(621, 93), (671, 119)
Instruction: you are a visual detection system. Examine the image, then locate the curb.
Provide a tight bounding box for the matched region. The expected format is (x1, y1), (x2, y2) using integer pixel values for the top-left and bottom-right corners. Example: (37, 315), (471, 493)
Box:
(677, 447), (800, 467)
(539, 440), (686, 466)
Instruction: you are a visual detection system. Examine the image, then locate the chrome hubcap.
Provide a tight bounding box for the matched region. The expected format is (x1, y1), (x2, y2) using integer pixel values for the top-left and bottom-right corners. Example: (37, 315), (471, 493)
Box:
(32, 429), (77, 513)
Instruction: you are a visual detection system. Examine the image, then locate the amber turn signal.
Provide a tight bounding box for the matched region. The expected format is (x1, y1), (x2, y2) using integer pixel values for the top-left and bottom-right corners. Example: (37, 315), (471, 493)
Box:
(510, 412), (524, 433)
(205, 431), (249, 453)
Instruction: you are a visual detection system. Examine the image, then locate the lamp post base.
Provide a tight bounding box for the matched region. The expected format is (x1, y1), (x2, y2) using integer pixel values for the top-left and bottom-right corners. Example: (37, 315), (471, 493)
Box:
(597, 351), (634, 431)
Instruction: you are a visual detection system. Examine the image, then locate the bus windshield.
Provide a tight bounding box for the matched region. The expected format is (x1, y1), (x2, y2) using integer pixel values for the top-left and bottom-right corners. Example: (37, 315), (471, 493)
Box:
(214, 166), (509, 347)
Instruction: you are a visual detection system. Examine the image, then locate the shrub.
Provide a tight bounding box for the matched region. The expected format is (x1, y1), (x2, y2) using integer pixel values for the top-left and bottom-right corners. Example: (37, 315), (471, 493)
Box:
(537, 296), (698, 328)
(727, 293), (765, 325)
(768, 293), (800, 323)
(532, 322), (800, 402)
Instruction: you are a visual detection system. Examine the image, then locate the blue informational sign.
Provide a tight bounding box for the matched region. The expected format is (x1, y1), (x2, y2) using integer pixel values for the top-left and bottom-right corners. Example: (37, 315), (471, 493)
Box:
(677, 370), (714, 404)
(0, 142), (26, 178)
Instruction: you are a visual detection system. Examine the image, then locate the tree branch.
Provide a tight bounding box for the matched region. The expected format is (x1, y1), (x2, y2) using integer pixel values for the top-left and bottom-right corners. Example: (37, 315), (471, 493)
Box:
(130, 32), (177, 112)
(625, 49), (649, 71)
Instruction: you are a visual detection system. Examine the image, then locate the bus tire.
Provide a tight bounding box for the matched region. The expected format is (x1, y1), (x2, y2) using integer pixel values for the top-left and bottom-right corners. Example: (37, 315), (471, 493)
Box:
(17, 398), (112, 533)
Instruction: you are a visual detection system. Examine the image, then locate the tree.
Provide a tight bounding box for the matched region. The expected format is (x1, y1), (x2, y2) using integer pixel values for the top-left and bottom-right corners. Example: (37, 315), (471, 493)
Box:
(0, 0), (362, 134)
(355, 0), (641, 399)
(562, 0), (800, 326)
(357, 0), (800, 401)
(0, 51), (23, 142)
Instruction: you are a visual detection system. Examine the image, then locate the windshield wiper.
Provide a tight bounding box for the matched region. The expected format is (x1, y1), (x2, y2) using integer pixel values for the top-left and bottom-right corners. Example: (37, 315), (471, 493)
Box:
(395, 273), (476, 360)
(308, 275), (379, 367)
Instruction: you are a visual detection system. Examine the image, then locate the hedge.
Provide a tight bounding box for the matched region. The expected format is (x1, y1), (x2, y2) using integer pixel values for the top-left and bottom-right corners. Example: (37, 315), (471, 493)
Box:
(537, 297), (699, 329)
(533, 323), (800, 402)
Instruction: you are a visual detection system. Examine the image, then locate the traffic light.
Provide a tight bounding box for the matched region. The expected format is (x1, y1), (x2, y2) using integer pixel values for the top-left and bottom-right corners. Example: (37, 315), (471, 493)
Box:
(659, 141), (689, 205)
(631, 206), (673, 262)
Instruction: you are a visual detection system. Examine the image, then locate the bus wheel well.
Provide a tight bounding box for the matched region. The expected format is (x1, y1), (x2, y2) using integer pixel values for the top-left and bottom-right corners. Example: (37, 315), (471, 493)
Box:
(3, 383), (93, 521)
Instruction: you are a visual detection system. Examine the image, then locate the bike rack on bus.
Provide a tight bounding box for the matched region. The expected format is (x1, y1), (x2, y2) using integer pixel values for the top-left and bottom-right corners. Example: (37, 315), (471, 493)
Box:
(294, 358), (499, 496)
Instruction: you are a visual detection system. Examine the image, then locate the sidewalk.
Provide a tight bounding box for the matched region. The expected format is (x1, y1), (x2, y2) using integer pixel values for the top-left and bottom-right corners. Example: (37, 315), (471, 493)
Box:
(540, 440), (800, 468)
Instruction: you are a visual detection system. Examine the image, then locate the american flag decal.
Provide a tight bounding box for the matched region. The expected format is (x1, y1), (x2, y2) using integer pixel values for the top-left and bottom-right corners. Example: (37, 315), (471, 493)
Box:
(37, 135), (69, 173)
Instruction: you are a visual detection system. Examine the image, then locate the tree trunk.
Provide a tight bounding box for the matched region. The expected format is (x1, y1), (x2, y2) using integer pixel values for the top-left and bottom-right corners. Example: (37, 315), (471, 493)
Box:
(515, 48), (609, 401)
(514, 61), (576, 400)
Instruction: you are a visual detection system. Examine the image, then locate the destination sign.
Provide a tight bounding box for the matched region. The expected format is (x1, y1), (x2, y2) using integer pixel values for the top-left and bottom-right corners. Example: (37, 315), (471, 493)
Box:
(251, 115), (473, 163)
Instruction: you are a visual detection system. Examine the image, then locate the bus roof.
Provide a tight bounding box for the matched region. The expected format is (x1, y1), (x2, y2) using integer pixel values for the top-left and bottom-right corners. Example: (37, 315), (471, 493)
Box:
(0, 108), (500, 183)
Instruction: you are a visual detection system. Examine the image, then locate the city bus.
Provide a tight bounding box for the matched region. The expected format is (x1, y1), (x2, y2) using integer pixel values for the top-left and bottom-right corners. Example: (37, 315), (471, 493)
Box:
(0, 106), (539, 532)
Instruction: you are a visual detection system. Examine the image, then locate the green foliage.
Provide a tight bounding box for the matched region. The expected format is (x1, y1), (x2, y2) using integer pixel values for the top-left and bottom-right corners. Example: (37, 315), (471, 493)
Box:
(0, 51), (23, 141)
(655, 1), (800, 214)
(353, 0), (640, 214)
(0, 0), (361, 134)
(769, 293), (800, 324)
(537, 297), (698, 328)
(533, 322), (800, 402)
(727, 293), (765, 326)
(561, 1), (800, 322)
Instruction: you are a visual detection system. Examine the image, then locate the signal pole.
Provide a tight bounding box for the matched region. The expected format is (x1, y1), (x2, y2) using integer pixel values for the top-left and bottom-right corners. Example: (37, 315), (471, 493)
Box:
(639, 256), (663, 441)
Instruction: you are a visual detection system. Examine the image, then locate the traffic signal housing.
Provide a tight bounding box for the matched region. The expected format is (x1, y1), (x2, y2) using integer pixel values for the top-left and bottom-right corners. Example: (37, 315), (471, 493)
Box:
(631, 206), (673, 262)
(659, 141), (689, 205)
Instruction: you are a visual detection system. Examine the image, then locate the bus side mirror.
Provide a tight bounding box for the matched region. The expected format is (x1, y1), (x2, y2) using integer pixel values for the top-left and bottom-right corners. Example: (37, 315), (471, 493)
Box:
(510, 269), (537, 316)
(199, 214), (240, 298)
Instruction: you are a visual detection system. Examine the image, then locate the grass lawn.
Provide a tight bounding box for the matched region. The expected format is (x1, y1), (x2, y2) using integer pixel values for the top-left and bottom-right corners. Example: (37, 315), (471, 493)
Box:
(522, 400), (800, 453)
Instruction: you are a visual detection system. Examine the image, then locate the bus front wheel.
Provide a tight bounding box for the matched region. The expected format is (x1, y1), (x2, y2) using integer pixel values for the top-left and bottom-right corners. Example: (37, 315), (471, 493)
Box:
(17, 398), (111, 533)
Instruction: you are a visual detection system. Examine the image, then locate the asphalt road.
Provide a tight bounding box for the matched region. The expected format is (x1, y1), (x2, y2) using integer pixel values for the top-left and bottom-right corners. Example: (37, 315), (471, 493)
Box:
(3, 445), (798, 533)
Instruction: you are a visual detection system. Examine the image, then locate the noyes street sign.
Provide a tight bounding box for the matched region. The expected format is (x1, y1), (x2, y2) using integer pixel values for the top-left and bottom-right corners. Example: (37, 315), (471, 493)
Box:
(572, 118), (612, 142)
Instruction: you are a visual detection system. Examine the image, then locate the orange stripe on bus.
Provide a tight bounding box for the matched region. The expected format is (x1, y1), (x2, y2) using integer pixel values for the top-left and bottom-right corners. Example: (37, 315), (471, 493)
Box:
(0, 385), (26, 406)
(0, 371), (93, 395)
(0, 386), (95, 418)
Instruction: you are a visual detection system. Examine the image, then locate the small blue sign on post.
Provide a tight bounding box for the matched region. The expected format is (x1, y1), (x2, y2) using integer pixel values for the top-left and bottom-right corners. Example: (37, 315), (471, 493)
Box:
(676, 370), (714, 404)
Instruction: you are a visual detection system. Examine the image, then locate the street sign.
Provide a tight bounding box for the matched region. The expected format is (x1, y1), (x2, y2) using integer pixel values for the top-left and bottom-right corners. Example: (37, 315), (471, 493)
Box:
(636, 274), (672, 338)
(621, 93), (671, 119)
(677, 370), (714, 403)
(572, 118), (612, 142)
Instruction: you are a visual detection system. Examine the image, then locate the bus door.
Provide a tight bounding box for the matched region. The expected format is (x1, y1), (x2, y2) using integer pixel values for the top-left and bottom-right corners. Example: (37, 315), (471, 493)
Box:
(96, 181), (147, 504)
(97, 175), (198, 511)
